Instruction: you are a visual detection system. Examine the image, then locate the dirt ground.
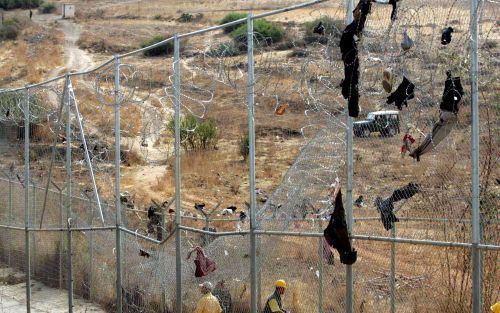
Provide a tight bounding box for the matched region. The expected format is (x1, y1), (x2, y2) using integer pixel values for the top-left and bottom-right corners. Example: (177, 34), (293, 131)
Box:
(0, 266), (106, 313)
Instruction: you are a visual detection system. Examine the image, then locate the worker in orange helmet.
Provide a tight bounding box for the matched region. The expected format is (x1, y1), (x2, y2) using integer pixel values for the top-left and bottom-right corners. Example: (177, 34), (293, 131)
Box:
(262, 280), (289, 313)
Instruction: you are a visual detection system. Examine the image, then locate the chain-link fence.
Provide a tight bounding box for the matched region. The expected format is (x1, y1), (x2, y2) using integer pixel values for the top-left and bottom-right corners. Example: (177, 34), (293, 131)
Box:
(0, 0), (498, 312)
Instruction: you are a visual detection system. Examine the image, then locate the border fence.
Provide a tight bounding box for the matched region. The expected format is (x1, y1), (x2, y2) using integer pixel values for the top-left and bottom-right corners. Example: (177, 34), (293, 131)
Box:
(0, 0), (498, 312)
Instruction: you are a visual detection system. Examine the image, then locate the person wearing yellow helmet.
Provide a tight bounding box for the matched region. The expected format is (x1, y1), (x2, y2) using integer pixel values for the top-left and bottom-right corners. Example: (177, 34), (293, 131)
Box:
(491, 302), (500, 313)
(262, 280), (289, 313)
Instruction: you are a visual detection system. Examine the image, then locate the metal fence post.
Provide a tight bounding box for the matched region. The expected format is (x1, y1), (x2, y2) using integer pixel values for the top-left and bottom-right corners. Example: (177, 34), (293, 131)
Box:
(247, 14), (258, 313)
(88, 195), (94, 300)
(55, 182), (63, 289)
(65, 75), (74, 313)
(31, 179), (36, 277)
(114, 55), (123, 313)
(469, 0), (481, 312)
(390, 225), (396, 313)
(345, 1), (354, 313)
(8, 172), (12, 267)
(174, 33), (182, 313)
(318, 221), (324, 313)
(24, 86), (32, 313)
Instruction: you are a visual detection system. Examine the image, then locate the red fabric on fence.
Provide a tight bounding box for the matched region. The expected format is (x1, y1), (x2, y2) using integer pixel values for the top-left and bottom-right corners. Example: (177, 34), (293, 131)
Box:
(187, 246), (217, 277)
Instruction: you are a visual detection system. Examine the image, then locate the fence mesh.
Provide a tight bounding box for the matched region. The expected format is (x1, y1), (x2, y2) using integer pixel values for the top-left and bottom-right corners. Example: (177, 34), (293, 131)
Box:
(0, 0), (498, 312)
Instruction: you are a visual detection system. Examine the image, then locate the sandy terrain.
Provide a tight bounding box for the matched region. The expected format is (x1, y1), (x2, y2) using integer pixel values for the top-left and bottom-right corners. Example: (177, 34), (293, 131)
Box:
(0, 266), (105, 313)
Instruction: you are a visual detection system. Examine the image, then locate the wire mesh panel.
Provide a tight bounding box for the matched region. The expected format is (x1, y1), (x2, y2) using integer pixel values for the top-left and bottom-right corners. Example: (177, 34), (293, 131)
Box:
(0, 0), (498, 312)
(345, 0), (479, 245)
(180, 230), (251, 313)
(254, 1), (349, 233)
(476, 0), (499, 249)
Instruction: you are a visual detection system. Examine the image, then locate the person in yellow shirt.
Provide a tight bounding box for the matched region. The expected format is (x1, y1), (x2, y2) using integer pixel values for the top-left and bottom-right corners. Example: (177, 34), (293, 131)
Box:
(194, 281), (222, 313)
(262, 280), (289, 313)
(491, 302), (500, 313)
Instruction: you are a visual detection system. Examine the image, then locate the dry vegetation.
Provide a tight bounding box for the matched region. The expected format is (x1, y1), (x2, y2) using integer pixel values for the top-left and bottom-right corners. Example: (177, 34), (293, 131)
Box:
(0, 0), (498, 312)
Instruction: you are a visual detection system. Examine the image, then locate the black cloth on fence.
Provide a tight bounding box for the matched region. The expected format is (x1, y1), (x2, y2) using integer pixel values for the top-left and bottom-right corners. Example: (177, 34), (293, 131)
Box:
(323, 188), (357, 265)
(440, 71), (464, 113)
(389, 0), (399, 21)
(375, 182), (421, 230)
(375, 196), (398, 231)
(339, 0), (372, 118)
(313, 21), (325, 35)
(387, 76), (415, 110)
(410, 72), (463, 161)
(441, 27), (454, 45)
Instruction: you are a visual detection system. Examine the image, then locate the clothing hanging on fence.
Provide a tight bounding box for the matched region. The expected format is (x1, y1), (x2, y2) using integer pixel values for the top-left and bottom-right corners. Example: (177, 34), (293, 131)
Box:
(313, 21), (325, 35)
(187, 246), (217, 277)
(400, 133), (415, 155)
(410, 72), (464, 161)
(441, 27), (454, 45)
(340, 0), (372, 118)
(382, 67), (394, 93)
(387, 76), (415, 110)
(389, 0), (399, 21)
(375, 182), (421, 230)
(401, 30), (414, 51)
(323, 185), (357, 265)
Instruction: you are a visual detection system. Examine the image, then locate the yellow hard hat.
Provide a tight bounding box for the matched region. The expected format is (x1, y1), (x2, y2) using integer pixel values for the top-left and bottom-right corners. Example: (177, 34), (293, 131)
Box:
(491, 302), (500, 313)
(275, 280), (287, 289)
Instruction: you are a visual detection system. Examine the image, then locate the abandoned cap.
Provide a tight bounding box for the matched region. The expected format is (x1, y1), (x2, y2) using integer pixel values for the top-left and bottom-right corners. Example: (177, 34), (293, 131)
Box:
(199, 281), (213, 290)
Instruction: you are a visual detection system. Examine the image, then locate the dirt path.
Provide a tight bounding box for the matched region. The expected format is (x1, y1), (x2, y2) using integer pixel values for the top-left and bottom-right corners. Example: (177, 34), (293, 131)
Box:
(0, 267), (105, 313)
(33, 13), (94, 77)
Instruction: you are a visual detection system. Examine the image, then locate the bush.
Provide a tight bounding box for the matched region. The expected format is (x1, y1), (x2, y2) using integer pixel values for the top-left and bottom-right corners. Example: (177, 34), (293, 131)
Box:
(141, 35), (174, 57)
(304, 17), (344, 37)
(167, 114), (218, 151)
(0, 0), (41, 9)
(39, 3), (56, 14)
(0, 91), (46, 123)
(230, 19), (285, 48)
(239, 133), (249, 161)
(0, 18), (20, 41)
(303, 17), (344, 44)
(178, 12), (193, 22)
(219, 12), (247, 34)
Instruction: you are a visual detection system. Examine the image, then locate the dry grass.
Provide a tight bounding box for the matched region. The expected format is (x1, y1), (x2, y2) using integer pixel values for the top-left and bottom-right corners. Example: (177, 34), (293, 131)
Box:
(0, 0), (498, 312)
(0, 18), (63, 86)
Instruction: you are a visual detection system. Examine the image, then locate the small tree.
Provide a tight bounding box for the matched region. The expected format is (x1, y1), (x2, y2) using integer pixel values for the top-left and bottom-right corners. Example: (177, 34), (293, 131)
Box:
(0, 18), (20, 41)
(230, 19), (285, 49)
(219, 12), (248, 34)
(39, 3), (57, 14)
(141, 35), (174, 57)
(197, 118), (218, 150)
(167, 114), (218, 151)
(239, 133), (249, 161)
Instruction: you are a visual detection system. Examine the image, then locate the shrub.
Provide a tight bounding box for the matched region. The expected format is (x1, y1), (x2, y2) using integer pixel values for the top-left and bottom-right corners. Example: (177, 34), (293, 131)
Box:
(239, 133), (249, 161)
(196, 118), (218, 150)
(39, 3), (56, 14)
(0, 0), (41, 9)
(219, 12), (247, 34)
(167, 114), (218, 151)
(303, 17), (344, 44)
(0, 18), (20, 41)
(230, 19), (285, 48)
(304, 17), (344, 37)
(141, 35), (174, 57)
(178, 12), (193, 22)
(0, 91), (46, 123)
